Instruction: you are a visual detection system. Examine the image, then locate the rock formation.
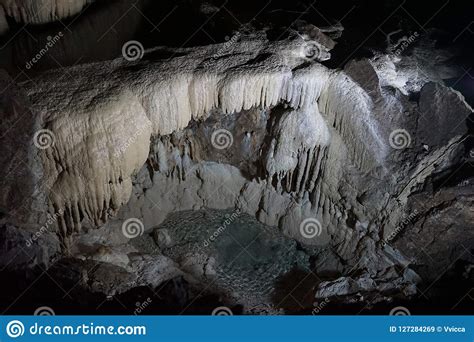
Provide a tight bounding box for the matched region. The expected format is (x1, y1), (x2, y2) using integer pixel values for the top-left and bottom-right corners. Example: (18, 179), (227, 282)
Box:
(0, 18), (472, 314)
(0, 0), (93, 25)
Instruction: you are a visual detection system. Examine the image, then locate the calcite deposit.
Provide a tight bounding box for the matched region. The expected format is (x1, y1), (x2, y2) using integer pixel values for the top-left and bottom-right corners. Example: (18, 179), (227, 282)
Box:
(0, 15), (472, 314)
(0, 0), (94, 25)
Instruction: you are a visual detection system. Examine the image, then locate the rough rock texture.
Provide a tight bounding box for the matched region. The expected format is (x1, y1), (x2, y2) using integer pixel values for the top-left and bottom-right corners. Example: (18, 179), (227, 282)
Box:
(0, 0), (146, 73)
(3, 33), (339, 235)
(0, 28), (472, 313)
(0, 0), (94, 25)
(395, 174), (474, 283)
(370, 51), (458, 95)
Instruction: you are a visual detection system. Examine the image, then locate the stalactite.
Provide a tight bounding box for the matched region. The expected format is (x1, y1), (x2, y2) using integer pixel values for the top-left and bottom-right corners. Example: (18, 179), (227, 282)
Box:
(16, 34), (389, 235)
(1, 0), (94, 25)
(318, 72), (387, 172)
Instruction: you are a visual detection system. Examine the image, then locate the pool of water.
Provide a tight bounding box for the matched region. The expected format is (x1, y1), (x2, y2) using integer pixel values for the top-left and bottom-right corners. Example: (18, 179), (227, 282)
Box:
(152, 208), (311, 312)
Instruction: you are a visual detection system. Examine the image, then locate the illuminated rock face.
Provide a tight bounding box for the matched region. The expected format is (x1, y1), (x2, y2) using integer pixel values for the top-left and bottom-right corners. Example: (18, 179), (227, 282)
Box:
(0, 27), (472, 312)
(3, 32), (471, 240)
(0, 0), (94, 25)
(5, 34), (345, 235)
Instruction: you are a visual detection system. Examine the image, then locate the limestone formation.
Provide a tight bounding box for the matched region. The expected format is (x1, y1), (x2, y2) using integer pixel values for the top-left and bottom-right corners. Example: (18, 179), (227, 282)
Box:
(0, 23), (472, 313)
(0, 0), (94, 25)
